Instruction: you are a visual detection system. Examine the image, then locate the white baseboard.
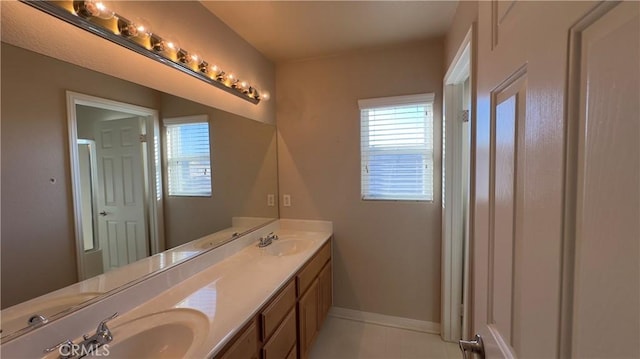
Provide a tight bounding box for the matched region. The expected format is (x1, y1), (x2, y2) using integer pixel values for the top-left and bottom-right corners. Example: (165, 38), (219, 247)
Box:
(329, 307), (441, 334)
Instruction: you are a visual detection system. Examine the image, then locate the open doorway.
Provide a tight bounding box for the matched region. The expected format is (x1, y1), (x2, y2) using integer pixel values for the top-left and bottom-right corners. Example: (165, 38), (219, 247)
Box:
(441, 26), (474, 343)
(67, 92), (164, 280)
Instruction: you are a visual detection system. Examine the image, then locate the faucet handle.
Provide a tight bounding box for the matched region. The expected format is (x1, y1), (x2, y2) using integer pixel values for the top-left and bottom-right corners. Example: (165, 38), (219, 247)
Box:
(97, 312), (118, 332)
(43, 339), (74, 355)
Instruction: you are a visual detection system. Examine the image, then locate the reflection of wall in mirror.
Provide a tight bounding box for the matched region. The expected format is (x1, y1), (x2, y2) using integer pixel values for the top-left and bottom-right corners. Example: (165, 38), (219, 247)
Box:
(160, 94), (279, 248)
(1, 43), (159, 308)
(0, 43), (278, 310)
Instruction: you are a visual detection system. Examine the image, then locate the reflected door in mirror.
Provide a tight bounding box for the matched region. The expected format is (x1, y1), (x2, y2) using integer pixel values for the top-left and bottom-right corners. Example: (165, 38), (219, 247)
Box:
(94, 117), (150, 273)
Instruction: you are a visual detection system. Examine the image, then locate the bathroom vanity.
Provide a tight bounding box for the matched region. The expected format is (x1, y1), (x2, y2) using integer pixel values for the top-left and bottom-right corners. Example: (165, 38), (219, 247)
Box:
(0, 220), (333, 358)
(217, 238), (332, 359)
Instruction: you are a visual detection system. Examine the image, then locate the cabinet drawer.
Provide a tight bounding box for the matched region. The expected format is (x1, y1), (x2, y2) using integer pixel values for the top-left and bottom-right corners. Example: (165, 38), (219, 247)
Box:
(220, 322), (258, 359)
(261, 280), (296, 341)
(262, 309), (296, 359)
(296, 241), (331, 296)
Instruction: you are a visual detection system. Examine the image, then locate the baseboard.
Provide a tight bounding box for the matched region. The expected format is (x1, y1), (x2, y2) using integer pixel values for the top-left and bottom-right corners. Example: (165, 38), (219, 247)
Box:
(329, 307), (441, 334)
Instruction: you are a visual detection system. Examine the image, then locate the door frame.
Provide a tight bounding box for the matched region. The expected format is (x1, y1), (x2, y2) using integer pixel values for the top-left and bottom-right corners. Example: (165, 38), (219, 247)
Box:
(441, 24), (477, 342)
(67, 91), (165, 280)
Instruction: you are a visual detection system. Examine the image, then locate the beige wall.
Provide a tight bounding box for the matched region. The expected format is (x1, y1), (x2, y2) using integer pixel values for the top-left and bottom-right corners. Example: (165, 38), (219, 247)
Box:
(1, 43), (160, 308)
(276, 39), (444, 322)
(444, 1), (478, 70)
(1, 1), (276, 124)
(160, 94), (278, 248)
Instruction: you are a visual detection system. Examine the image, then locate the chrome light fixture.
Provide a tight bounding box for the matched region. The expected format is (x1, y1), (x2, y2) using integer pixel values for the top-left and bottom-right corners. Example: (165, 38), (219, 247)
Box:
(22, 0), (269, 104)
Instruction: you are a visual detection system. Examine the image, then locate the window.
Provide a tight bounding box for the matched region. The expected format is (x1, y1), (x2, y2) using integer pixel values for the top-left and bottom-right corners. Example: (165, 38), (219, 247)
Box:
(359, 93), (434, 201)
(164, 115), (212, 196)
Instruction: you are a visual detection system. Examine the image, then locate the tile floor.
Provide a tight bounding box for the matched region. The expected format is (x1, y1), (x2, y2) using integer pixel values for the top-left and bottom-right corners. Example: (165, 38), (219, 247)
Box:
(309, 316), (462, 359)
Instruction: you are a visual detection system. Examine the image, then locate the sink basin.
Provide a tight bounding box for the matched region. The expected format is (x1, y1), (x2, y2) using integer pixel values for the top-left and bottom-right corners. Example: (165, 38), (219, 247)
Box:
(264, 239), (311, 256)
(102, 309), (209, 359)
(1, 292), (102, 337)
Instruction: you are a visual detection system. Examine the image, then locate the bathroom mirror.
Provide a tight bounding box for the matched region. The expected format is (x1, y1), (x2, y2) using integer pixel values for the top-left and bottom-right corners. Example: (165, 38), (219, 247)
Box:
(0, 42), (278, 340)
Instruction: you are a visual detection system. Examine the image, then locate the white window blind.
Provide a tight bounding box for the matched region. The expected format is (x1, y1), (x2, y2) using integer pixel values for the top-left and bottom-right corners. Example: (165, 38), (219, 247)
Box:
(164, 115), (212, 196)
(359, 94), (434, 201)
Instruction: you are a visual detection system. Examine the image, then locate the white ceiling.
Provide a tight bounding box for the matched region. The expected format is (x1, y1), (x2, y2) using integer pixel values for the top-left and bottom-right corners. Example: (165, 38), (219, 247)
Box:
(201, 1), (458, 63)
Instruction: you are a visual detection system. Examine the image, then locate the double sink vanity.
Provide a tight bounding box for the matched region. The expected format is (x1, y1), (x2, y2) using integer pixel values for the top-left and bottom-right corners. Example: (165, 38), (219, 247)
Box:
(1, 220), (333, 358)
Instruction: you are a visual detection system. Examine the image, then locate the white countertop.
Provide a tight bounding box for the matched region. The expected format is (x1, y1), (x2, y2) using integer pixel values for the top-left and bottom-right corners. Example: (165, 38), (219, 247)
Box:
(1, 219), (332, 358)
(119, 228), (331, 357)
(47, 223), (332, 358)
(0, 218), (274, 339)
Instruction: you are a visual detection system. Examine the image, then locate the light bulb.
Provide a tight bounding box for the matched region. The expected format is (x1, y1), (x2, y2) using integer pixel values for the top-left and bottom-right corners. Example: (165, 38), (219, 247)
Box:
(74, 0), (113, 19)
(94, 2), (114, 19)
(165, 41), (179, 51)
(135, 24), (150, 39)
(261, 91), (271, 101)
(210, 65), (222, 75)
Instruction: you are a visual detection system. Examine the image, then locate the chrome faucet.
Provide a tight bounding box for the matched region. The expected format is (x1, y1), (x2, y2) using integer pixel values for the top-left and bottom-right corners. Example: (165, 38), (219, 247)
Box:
(44, 313), (118, 359)
(258, 232), (279, 247)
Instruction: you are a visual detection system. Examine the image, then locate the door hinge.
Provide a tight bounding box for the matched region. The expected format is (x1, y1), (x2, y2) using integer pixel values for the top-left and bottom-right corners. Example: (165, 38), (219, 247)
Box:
(139, 134), (148, 143)
(461, 110), (470, 123)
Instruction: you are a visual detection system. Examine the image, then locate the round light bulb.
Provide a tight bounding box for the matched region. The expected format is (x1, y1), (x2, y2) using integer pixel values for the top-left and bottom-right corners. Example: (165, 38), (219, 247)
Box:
(210, 65), (222, 75)
(165, 41), (179, 51)
(94, 2), (114, 19)
(261, 91), (271, 101)
(132, 18), (151, 39)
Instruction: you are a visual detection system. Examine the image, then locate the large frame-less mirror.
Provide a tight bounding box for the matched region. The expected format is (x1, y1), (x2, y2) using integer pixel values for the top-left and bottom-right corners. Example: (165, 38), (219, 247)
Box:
(0, 40), (278, 340)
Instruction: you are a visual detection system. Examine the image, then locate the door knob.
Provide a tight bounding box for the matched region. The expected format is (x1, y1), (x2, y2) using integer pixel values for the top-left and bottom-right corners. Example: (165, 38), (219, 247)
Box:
(459, 334), (485, 359)
(99, 211), (108, 216)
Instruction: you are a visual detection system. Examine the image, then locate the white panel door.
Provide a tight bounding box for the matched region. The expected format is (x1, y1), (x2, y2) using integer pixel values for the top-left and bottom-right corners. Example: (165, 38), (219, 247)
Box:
(571, 2), (639, 358)
(466, 1), (639, 358)
(95, 117), (148, 272)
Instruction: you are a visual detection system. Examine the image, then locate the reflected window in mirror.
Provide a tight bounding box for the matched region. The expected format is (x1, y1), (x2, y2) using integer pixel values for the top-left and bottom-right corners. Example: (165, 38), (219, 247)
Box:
(164, 115), (212, 197)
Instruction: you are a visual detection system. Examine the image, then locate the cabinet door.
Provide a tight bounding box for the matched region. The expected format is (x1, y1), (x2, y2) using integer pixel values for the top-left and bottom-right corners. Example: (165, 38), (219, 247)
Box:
(297, 278), (319, 359)
(220, 322), (258, 359)
(318, 262), (332, 329)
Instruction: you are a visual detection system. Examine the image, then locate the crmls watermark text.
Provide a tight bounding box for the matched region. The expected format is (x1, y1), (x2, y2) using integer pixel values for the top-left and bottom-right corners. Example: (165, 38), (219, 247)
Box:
(59, 344), (110, 357)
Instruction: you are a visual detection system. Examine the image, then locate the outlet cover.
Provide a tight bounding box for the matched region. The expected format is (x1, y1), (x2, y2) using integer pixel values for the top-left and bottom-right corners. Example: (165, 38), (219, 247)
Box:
(283, 194), (291, 207)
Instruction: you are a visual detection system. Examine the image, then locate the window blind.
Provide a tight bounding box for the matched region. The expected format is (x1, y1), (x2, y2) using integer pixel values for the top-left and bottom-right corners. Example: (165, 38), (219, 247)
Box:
(359, 94), (434, 201)
(164, 115), (212, 196)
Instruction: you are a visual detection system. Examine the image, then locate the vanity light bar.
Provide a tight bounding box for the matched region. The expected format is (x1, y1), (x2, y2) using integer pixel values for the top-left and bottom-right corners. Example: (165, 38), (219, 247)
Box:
(21, 0), (268, 105)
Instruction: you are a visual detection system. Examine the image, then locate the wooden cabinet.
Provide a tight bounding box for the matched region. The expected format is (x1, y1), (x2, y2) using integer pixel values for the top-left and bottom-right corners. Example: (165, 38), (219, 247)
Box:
(296, 241), (332, 359)
(261, 281), (296, 341)
(215, 237), (332, 359)
(298, 278), (319, 358)
(262, 310), (296, 359)
(219, 321), (258, 359)
(318, 262), (332, 329)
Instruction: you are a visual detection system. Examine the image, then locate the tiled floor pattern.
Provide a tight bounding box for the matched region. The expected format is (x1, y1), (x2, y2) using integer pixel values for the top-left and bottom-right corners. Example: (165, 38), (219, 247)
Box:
(309, 316), (462, 359)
